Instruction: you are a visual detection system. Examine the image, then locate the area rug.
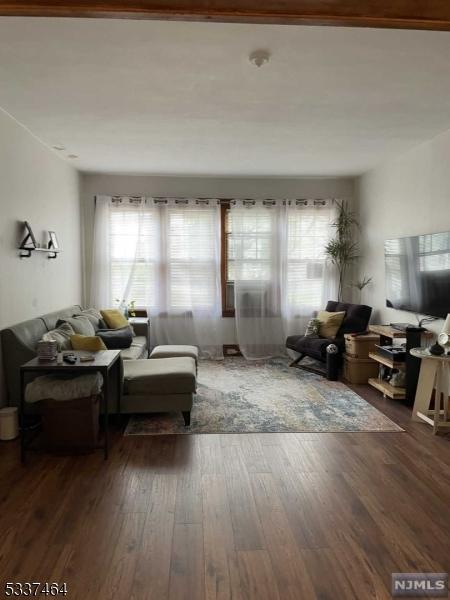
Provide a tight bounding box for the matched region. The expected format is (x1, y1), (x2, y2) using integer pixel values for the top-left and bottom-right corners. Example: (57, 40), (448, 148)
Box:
(124, 357), (403, 435)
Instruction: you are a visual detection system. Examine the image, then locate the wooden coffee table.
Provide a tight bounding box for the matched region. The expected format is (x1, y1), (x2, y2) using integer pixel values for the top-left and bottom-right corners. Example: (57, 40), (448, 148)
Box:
(19, 350), (122, 463)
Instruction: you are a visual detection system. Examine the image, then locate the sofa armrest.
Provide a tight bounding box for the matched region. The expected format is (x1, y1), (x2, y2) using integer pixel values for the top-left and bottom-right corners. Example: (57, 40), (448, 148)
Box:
(129, 318), (150, 356)
(131, 321), (148, 337)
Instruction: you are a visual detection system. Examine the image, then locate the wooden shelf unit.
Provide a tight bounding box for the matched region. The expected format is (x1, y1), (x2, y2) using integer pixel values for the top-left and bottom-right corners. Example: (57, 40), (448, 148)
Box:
(368, 324), (407, 340)
(368, 351), (405, 370)
(368, 377), (406, 400)
(368, 325), (407, 401)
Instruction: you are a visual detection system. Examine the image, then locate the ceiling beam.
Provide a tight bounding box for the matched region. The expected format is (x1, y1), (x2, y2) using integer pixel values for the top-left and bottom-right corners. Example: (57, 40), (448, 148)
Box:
(1, 1), (450, 31)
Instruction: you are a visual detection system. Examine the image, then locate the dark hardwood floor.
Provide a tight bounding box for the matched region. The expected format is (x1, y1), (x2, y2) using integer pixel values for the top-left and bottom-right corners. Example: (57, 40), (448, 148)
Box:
(0, 384), (449, 600)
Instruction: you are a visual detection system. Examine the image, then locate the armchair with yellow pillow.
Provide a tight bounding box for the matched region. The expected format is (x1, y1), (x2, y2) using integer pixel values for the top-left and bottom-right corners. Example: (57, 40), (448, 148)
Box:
(286, 301), (372, 378)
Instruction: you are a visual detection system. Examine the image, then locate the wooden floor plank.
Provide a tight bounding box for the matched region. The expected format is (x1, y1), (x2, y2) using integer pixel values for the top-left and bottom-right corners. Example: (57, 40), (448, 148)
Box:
(202, 474), (238, 600)
(131, 473), (178, 600)
(222, 445), (265, 552)
(249, 472), (317, 600)
(237, 550), (281, 600)
(1, 383), (449, 599)
(98, 513), (146, 600)
(168, 523), (205, 600)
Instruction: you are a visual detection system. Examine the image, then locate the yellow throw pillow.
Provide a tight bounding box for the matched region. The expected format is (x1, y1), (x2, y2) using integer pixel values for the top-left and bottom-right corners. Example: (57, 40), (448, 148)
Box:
(100, 309), (129, 329)
(70, 335), (107, 352)
(317, 310), (346, 339)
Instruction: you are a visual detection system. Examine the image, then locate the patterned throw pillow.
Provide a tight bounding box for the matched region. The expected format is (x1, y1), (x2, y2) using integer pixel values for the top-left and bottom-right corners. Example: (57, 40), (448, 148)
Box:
(304, 318), (321, 337)
(41, 322), (75, 351)
(57, 316), (96, 337)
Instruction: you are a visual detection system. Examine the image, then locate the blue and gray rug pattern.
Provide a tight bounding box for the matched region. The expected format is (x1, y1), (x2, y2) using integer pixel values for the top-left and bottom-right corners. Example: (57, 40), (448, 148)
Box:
(125, 357), (402, 435)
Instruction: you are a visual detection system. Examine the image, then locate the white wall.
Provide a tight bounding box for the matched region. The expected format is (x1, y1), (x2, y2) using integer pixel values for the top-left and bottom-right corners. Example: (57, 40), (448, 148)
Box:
(357, 127), (450, 335)
(0, 109), (82, 405)
(81, 173), (354, 343)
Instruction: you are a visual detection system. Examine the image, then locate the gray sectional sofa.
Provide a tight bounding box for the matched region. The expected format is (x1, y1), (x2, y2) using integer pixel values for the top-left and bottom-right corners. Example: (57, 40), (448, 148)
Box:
(0, 305), (148, 408)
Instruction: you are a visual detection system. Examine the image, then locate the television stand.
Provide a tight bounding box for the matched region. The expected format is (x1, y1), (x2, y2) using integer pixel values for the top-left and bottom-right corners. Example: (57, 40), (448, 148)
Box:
(390, 322), (415, 332)
(368, 325), (432, 404)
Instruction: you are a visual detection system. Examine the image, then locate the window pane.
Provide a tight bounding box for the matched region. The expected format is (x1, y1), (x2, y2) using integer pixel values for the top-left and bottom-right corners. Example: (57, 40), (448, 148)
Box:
(109, 207), (158, 306)
(226, 208), (274, 284)
(168, 207), (217, 309)
(286, 208), (332, 309)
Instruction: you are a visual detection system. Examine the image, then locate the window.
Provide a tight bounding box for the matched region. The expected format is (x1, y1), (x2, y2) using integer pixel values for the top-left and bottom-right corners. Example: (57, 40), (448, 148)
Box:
(222, 203), (333, 315)
(109, 203), (219, 312)
(223, 205), (275, 313)
(168, 208), (218, 310)
(110, 205), (158, 308)
(286, 208), (331, 310)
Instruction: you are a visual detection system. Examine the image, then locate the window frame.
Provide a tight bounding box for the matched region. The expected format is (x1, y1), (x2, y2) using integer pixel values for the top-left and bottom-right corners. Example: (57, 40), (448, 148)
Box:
(220, 202), (235, 317)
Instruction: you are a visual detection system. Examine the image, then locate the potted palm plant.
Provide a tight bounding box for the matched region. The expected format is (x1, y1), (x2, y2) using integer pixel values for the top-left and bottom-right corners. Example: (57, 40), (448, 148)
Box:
(324, 200), (359, 302)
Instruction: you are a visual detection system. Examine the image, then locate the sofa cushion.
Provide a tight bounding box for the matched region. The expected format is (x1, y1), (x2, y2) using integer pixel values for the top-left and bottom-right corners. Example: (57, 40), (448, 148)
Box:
(150, 345), (199, 364)
(40, 305), (82, 331)
(59, 316), (96, 337)
(123, 357), (196, 395)
(120, 336), (147, 360)
(325, 301), (372, 336)
(96, 326), (133, 349)
(77, 309), (103, 330)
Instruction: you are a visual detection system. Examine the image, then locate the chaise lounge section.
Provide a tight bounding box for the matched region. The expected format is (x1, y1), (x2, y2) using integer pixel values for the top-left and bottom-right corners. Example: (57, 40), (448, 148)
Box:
(122, 356), (196, 425)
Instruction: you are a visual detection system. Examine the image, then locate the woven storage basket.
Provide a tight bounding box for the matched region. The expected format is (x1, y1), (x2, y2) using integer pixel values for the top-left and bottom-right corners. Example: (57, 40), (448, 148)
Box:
(41, 395), (100, 454)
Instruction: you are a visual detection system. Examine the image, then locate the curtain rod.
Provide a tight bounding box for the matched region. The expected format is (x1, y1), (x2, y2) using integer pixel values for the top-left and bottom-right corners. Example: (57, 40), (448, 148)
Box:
(96, 195), (337, 203)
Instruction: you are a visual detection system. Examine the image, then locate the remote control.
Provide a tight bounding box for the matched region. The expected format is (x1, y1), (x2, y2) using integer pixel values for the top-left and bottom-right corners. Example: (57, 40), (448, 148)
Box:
(63, 355), (77, 364)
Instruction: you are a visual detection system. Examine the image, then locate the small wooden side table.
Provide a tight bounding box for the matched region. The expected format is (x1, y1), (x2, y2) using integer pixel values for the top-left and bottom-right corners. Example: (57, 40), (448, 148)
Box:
(411, 348), (450, 434)
(20, 350), (122, 463)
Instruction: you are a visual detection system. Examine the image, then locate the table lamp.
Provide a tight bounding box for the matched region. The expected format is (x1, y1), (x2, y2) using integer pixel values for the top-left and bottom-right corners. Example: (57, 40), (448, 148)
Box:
(437, 314), (450, 354)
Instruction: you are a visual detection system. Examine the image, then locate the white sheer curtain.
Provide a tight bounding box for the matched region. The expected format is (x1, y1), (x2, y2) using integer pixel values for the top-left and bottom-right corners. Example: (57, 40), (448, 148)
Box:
(90, 196), (223, 359)
(230, 199), (337, 360)
(281, 200), (338, 340)
(230, 201), (285, 359)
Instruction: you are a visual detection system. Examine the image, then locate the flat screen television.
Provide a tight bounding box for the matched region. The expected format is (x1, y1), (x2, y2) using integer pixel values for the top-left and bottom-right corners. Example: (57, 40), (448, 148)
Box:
(385, 231), (450, 319)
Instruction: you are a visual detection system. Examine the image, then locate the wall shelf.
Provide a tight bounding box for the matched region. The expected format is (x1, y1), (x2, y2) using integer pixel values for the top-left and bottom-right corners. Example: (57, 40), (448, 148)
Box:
(19, 247), (59, 259)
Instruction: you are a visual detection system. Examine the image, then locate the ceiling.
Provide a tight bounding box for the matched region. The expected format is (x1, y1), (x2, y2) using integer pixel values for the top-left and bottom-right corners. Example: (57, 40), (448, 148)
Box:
(1, 18), (450, 177)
